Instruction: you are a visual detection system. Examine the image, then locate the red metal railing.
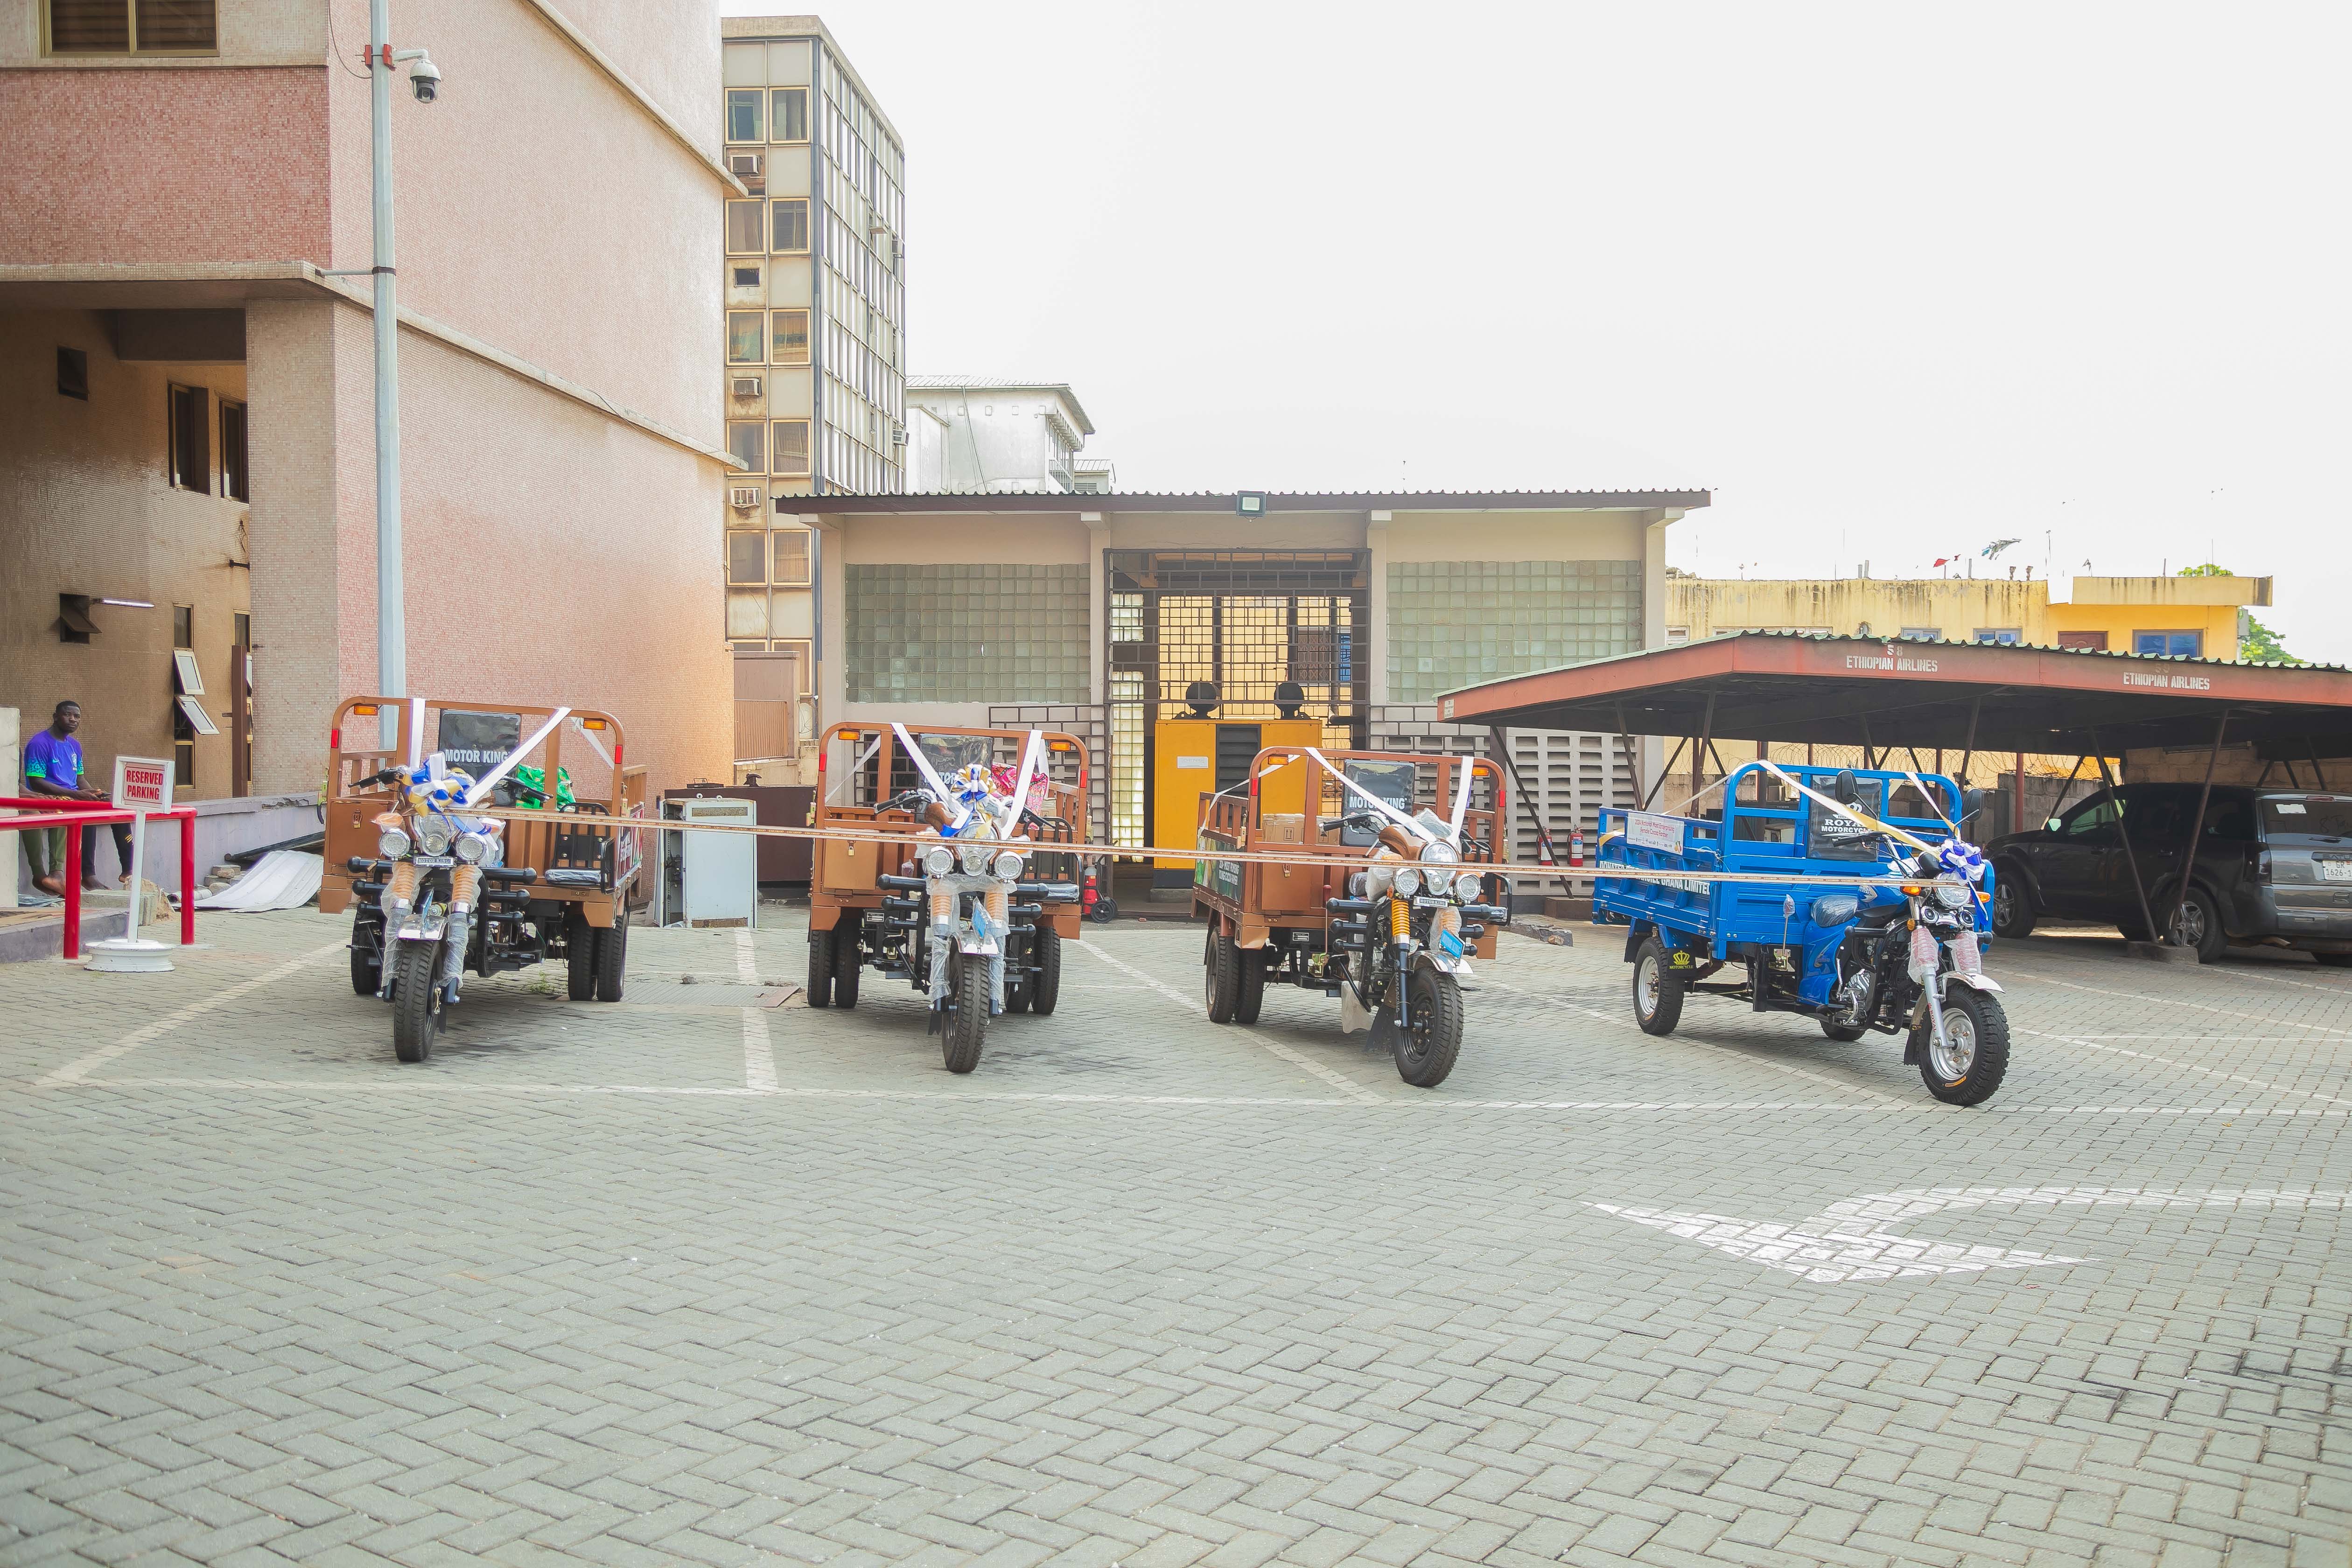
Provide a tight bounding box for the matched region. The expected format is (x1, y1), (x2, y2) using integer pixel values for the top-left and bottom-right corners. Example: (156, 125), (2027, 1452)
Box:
(2, 798), (198, 958)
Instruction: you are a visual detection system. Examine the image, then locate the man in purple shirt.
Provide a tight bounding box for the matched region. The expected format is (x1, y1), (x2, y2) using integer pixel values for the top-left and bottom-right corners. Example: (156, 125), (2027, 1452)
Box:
(22, 700), (133, 897)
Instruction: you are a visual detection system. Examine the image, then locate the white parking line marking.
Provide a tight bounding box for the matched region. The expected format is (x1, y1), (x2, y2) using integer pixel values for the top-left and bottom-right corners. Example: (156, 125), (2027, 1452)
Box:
(2016, 1027), (2352, 1110)
(742, 1007), (778, 1093)
(39, 941), (346, 1086)
(2006, 971), (2352, 1035)
(1072, 938), (1387, 1104)
(734, 928), (760, 985)
(1480, 975), (1911, 1107)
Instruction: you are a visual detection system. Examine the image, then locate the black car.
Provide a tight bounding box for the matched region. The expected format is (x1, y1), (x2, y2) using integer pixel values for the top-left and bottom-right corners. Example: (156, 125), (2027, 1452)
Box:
(1987, 784), (2352, 963)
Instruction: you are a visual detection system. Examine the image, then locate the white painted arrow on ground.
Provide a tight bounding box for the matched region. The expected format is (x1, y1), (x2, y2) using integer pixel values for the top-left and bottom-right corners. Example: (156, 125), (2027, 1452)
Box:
(1588, 1186), (2345, 1284)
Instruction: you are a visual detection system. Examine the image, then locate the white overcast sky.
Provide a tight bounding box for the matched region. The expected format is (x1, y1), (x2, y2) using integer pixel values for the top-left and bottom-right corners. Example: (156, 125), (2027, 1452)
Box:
(721, 1), (2351, 662)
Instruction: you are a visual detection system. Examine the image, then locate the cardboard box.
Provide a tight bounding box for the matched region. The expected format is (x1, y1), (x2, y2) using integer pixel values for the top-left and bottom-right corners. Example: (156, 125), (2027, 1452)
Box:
(1258, 813), (1304, 844)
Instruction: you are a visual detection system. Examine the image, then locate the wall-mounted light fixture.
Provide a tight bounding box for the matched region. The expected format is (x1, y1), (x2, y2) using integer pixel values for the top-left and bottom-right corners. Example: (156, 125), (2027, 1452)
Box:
(58, 594), (154, 644)
(1235, 492), (1267, 518)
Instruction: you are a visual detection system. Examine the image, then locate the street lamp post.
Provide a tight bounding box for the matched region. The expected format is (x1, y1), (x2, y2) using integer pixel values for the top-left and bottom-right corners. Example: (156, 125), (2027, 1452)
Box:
(369, 0), (405, 726)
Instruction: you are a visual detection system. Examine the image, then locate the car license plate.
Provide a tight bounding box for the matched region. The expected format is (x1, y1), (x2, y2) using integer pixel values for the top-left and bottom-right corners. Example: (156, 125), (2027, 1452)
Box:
(413, 855), (454, 868)
(2320, 861), (2352, 882)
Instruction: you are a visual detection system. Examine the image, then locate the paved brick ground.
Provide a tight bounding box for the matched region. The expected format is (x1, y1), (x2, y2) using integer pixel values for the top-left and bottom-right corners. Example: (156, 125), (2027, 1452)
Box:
(3, 908), (2348, 1567)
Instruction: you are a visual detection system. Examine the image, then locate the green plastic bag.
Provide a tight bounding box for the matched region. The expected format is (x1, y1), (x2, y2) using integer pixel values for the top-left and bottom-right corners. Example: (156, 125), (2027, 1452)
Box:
(511, 764), (575, 809)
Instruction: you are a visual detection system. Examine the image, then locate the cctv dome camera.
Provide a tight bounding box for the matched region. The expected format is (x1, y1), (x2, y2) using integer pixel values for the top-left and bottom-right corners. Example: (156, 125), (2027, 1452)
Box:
(408, 56), (441, 103)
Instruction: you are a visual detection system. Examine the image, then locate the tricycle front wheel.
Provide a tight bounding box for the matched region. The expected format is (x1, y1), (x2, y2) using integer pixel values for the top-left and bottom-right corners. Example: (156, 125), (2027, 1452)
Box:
(1633, 937), (1684, 1036)
(941, 952), (988, 1074)
(1393, 967), (1462, 1088)
(1916, 988), (2010, 1106)
(391, 943), (443, 1063)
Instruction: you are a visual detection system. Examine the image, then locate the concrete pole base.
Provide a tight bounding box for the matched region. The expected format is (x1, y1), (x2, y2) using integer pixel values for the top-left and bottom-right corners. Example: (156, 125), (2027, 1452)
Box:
(84, 938), (176, 973)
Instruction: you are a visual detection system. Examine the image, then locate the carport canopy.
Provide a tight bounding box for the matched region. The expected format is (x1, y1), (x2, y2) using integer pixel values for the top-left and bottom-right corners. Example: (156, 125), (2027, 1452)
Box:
(1436, 632), (2352, 760)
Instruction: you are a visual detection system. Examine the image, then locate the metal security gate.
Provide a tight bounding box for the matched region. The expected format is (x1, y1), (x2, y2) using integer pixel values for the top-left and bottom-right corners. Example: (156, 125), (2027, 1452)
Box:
(1105, 550), (1370, 855)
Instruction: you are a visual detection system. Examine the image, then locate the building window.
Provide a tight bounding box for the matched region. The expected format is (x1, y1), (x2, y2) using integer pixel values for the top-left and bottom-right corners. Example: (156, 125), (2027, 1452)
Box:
(1899, 627), (1941, 641)
(772, 87), (808, 142)
(772, 420), (811, 476)
(770, 309), (809, 365)
(771, 528), (811, 586)
(170, 604), (192, 649)
(727, 311), (764, 364)
(727, 421), (765, 475)
(1973, 628), (2022, 645)
(726, 531), (766, 586)
(168, 383), (208, 492)
(725, 88), (763, 143)
(2135, 630), (2202, 658)
(1663, 627), (1689, 645)
(2056, 629), (2108, 651)
(770, 198), (809, 253)
(725, 201), (765, 255)
(732, 265), (762, 288)
(56, 347), (88, 399)
(45, 0), (215, 55)
(220, 399), (248, 501)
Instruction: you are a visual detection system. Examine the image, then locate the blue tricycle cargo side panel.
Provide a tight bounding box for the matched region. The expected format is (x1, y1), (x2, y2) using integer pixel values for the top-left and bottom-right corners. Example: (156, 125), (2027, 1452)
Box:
(1593, 764), (1995, 966)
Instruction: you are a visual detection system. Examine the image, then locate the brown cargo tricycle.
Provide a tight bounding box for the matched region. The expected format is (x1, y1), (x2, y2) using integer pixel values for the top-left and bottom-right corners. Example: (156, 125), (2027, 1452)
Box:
(807, 722), (1089, 1073)
(1193, 748), (1511, 1087)
(323, 697), (648, 1062)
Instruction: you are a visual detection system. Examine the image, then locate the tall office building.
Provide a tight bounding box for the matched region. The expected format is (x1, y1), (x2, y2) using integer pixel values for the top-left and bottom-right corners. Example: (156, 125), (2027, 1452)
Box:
(720, 17), (904, 768)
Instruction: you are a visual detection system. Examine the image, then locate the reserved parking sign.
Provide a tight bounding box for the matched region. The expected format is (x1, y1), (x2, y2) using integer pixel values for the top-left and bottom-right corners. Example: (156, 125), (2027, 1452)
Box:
(112, 756), (174, 812)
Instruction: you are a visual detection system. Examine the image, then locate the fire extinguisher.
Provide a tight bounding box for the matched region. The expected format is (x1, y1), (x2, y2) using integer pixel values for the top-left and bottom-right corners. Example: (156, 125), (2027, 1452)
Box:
(1570, 827), (1586, 868)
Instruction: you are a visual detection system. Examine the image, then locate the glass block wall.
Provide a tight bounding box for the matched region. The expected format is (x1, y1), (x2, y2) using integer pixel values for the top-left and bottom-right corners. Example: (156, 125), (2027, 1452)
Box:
(846, 564), (1089, 701)
(1386, 560), (1642, 702)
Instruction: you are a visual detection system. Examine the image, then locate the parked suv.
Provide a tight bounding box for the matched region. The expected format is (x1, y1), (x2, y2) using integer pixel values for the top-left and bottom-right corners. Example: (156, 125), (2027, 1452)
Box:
(1986, 785), (2352, 963)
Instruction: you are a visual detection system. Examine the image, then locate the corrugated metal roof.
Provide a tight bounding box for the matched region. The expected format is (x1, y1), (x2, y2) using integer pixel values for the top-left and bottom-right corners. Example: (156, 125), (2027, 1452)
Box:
(904, 377), (1095, 436)
(811, 488), (1710, 510)
(1687, 627), (2334, 673)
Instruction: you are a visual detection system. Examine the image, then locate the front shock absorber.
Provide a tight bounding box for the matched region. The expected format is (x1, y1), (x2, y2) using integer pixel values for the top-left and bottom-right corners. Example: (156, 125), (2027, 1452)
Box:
(443, 863), (481, 992)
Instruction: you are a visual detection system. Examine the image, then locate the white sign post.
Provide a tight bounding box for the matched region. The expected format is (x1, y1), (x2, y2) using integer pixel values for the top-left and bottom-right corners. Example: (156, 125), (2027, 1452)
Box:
(86, 756), (175, 973)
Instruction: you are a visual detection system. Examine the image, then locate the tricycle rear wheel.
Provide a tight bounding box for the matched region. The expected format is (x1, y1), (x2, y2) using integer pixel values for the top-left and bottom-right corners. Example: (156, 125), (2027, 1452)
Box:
(566, 907), (596, 1001)
(806, 923), (834, 1007)
(594, 905), (629, 1002)
(350, 940), (381, 998)
(1029, 927), (1062, 1016)
(1633, 937), (1684, 1036)
(1204, 929), (1240, 1023)
(1233, 944), (1266, 1024)
(392, 943), (442, 1063)
(830, 918), (861, 1008)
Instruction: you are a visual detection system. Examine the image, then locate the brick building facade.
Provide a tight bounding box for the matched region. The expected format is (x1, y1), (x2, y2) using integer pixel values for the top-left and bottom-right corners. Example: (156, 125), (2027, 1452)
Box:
(0, 0), (739, 825)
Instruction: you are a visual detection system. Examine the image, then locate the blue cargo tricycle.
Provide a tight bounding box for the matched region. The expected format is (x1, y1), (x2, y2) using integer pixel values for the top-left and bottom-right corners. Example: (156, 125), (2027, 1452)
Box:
(1593, 763), (2008, 1105)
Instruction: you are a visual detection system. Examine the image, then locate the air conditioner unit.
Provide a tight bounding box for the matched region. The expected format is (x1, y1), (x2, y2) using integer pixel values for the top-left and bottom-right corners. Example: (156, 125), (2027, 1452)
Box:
(732, 376), (763, 399)
(729, 152), (763, 177)
(889, 422), (907, 445)
(728, 487), (764, 511)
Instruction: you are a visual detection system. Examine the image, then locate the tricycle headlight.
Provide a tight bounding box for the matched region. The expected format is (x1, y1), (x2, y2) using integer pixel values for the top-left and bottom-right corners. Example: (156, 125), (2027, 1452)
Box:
(378, 827), (411, 860)
(413, 817), (452, 856)
(1454, 869), (1485, 901)
(454, 832), (488, 865)
(1364, 864), (1395, 896)
(992, 850), (1024, 881)
(1418, 840), (1460, 865)
(1393, 867), (1424, 898)
(923, 845), (956, 878)
(1934, 883), (1972, 910)
(959, 842), (991, 876)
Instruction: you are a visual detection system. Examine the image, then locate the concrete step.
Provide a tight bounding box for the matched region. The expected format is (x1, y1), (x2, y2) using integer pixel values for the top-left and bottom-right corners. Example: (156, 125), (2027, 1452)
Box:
(0, 901), (132, 964)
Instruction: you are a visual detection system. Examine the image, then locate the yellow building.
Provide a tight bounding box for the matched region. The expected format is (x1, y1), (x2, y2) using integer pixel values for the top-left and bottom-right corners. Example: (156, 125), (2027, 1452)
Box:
(1667, 573), (2271, 661)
